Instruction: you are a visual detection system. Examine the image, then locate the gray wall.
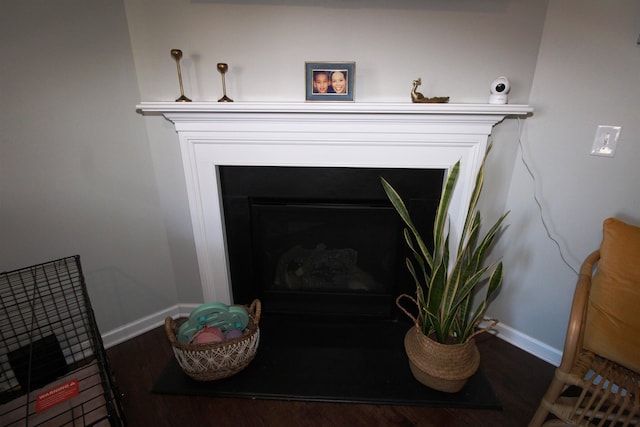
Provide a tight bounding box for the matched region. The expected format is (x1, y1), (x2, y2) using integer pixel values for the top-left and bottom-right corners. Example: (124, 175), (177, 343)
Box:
(2, 0), (638, 361)
(492, 0), (640, 354)
(0, 1), (182, 331)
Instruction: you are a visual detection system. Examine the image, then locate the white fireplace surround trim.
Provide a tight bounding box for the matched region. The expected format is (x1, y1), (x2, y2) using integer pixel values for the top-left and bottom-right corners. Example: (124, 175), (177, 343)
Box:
(138, 102), (533, 305)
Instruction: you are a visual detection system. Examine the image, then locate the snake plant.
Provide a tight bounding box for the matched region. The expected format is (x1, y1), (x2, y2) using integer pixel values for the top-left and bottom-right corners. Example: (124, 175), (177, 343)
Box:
(381, 149), (508, 344)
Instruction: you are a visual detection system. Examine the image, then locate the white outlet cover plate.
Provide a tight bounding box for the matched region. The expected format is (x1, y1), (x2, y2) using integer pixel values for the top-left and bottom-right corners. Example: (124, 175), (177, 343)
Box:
(591, 125), (621, 157)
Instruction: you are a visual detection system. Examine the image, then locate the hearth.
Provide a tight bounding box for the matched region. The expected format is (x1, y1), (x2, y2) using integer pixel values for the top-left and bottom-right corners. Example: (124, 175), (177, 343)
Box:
(220, 166), (443, 321)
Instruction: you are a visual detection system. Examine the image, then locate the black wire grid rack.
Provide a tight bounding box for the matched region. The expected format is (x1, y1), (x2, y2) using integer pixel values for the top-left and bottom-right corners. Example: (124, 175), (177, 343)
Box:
(0, 256), (126, 426)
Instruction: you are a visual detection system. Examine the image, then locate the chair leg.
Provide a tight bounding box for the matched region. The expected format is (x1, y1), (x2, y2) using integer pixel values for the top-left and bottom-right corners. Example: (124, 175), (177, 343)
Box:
(529, 371), (567, 427)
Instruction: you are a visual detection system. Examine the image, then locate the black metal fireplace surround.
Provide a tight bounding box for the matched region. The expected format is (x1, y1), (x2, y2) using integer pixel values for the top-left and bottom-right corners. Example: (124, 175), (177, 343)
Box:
(220, 166), (443, 322)
(152, 166), (501, 408)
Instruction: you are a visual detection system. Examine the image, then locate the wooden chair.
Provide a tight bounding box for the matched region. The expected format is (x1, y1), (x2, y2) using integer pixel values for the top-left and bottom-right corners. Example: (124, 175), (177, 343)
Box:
(530, 218), (640, 426)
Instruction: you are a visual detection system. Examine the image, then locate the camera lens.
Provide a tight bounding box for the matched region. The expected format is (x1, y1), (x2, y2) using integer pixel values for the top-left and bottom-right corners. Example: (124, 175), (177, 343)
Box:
(496, 83), (506, 93)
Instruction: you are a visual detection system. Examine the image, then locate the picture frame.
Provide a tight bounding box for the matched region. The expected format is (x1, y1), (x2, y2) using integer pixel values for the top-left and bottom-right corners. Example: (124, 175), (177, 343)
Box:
(305, 62), (355, 102)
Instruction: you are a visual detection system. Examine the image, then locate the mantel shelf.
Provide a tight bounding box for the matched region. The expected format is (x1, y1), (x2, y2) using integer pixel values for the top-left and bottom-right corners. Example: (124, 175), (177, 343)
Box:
(137, 101), (533, 117)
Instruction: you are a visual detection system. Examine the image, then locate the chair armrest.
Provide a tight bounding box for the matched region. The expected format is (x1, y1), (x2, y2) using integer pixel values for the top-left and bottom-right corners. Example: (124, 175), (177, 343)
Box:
(558, 250), (600, 372)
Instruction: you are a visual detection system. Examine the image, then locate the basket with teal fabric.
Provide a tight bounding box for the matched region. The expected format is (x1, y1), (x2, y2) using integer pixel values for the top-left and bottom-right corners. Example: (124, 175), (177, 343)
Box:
(164, 299), (261, 381)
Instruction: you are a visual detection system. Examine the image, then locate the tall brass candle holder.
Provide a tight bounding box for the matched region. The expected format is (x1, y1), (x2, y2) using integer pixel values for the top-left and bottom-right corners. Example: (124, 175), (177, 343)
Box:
(217, 63), (233, 102)
(171, 49), (191, 102)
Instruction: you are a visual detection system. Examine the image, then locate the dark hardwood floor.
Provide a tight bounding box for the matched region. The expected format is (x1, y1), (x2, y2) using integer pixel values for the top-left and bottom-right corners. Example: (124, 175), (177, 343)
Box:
(106, 324), (555, 426)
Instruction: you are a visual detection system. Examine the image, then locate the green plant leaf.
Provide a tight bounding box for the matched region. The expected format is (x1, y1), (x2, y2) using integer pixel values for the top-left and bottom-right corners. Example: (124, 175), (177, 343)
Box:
(433, 162), (460, 265)
(427, 262), (447, 315)
(450, 266), (492, 309)
(485, 261), (504, 301)
(404, 228), (430, 284)
(382, 177), (434, 268)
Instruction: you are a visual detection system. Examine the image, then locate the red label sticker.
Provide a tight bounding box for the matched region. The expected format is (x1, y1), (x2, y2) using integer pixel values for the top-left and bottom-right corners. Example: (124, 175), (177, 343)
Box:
(36, 378), (79, 413)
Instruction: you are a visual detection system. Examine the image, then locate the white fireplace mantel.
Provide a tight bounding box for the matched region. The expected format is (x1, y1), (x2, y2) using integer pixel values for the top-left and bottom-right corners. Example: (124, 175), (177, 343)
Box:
(137, 102), (533, 304)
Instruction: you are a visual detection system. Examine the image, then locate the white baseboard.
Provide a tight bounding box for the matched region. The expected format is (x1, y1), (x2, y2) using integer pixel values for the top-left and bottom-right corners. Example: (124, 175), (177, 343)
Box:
(494, 322), (562, 367)
(101, 305), (563, 366)
(101, 303), (200, 349)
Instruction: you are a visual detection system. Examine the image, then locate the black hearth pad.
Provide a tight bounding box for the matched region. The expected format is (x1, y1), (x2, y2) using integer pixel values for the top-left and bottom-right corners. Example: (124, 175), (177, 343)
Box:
(152, 317), (501, 409)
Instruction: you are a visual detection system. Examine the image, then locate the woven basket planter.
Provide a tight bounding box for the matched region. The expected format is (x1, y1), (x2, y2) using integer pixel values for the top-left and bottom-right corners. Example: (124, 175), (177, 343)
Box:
(404, 325), (480, 393)
(397, 294), (489, 393)
(164, 299), (261, 381)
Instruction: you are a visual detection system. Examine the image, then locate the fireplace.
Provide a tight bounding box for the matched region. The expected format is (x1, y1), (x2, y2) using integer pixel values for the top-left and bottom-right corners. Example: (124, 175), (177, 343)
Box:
(220, 166), (444, 320)
(138, 101), (531, 404)
(136, 101), (532, 306)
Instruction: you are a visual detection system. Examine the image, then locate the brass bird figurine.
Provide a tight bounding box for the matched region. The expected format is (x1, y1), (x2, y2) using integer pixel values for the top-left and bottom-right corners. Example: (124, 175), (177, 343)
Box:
(411, 78), (449, 103)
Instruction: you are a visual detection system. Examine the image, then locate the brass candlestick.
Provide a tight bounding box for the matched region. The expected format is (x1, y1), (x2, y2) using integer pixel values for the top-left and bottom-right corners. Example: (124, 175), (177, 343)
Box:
(217, 63), (233, 102)
(171, 49), (191, 102)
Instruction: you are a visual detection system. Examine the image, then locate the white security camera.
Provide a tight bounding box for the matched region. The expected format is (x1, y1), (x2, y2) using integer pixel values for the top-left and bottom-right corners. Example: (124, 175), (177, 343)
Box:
(489, 76), (510, 104)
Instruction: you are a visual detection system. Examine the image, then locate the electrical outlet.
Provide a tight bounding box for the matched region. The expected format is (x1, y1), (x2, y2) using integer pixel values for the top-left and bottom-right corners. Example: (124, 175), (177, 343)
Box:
(591, 125), (621, 157)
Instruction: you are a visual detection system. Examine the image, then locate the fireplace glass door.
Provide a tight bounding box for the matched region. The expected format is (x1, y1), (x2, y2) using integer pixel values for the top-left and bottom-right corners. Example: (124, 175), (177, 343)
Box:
(252, 201), (400, 318)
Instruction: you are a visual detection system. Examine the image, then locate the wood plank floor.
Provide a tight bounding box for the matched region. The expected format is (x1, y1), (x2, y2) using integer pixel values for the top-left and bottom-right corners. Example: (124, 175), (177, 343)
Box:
(106, 325), (555, 426)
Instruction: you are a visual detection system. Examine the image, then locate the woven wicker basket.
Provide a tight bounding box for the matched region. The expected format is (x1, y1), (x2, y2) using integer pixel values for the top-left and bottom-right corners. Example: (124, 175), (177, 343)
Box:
(397, 293), (493, 393)
(404, 325), (480, 393)
(164, 299), (261, 381)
